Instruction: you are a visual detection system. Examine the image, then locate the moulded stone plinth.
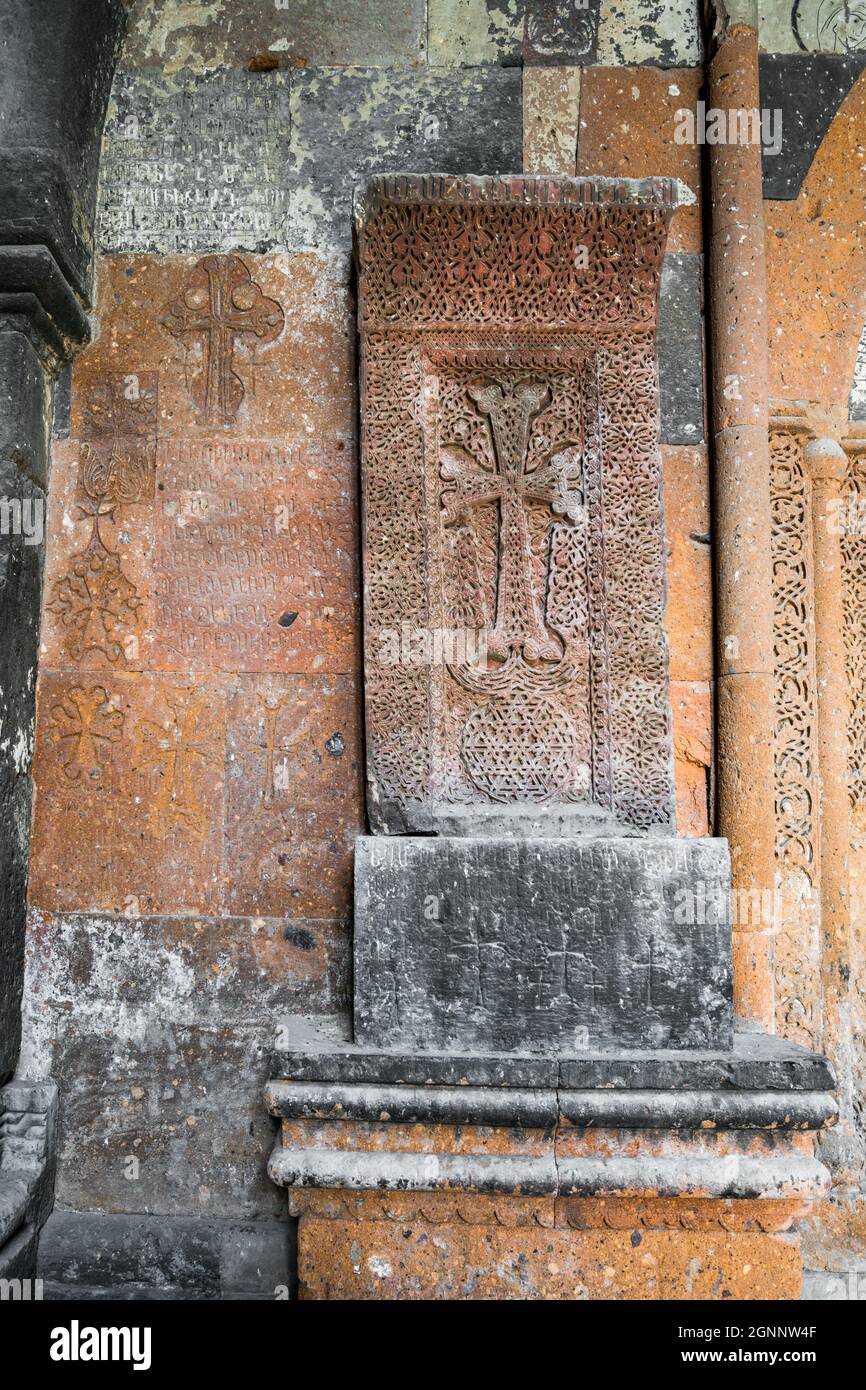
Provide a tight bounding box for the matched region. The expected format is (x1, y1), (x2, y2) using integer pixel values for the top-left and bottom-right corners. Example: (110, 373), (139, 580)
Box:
(353, 834), (733, 1052)
(266, 1033), (835, 1300)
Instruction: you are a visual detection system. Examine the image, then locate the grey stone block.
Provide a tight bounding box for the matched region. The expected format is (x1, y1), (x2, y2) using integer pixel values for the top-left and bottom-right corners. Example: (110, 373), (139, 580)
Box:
(287, 67), (524, 256)
(759, 54), (866, 201)
(97, 68), (293, 256)
(270, 1030), (836, 1091)
(121, 0), (428, 71)
(0, 0), (125, 297)
(658, 252), (704, 446)
(354, 834), (733, 1052)
(39, 1209), (294, 1300)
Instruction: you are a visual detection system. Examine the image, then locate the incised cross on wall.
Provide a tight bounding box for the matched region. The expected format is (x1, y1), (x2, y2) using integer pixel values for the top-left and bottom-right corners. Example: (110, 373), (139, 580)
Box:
(162, 254), (284, 423)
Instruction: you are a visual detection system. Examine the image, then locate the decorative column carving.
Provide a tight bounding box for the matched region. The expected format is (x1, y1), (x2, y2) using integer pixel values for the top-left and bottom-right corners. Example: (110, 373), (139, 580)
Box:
(769, 408), (865, 1186)
(769, 419), (821, 1048)
(801, 437), (856, 1176)
(706, 1), (776, 1029)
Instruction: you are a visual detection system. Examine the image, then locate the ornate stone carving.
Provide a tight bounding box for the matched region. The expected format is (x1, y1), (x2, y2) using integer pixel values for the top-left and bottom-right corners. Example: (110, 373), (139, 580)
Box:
(771, 430), (818, 884)
(770, 426), (820, 1044)
(46, 497), (142, 666)
(356, 175), (677, 833)
(842, 447), (866, 837)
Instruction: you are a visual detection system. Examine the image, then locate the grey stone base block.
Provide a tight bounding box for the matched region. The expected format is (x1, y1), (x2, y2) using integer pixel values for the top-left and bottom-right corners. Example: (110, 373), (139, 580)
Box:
(354, 834), (732, 1052)
(39, 1210), (295, 1302)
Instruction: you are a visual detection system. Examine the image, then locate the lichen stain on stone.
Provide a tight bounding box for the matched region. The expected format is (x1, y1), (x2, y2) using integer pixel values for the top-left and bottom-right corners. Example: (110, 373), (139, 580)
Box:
(129, 0), (227, 72)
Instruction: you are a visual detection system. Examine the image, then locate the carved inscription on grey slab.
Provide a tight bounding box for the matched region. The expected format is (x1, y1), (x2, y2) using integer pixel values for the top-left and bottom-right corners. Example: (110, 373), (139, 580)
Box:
(97, 70), (291, 254)
(354, 835), (733, 1053)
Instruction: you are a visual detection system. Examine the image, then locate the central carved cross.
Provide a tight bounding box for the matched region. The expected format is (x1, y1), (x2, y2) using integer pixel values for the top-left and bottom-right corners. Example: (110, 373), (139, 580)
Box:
(162, 255), (284, 423)
(441, 380), (582, 662)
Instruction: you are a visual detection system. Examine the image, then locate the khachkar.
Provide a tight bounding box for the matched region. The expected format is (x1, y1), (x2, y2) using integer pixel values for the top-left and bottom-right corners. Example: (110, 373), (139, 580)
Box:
(266, 177), (836, 1301)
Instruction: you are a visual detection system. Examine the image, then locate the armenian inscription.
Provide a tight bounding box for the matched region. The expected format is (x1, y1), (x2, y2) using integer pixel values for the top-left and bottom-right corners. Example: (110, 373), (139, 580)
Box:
(153, 439), (355, 670)
(97, 70), (292, 254)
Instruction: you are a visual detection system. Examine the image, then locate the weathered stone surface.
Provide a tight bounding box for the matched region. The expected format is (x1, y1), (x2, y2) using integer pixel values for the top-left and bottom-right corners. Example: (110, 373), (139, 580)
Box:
(21, 908), (349, 1220)
(671, 681), (712, 837)
(0, 334), (47, 1083)
(270, 1031), (836, 1092)
(765, 68), (866, 413)
(267, 1077), (836, 1130)
(98, 69), (292, 256)
(121, 0), (427, 71)
(428, 0), (525, 65)
(576, 66), (703, 254)
(357, 174), (680, 835)
(663, 445), (713, 685)
(38, 254), (358, 676)
(29, 673), (226, 915)
(759, 55), (866, 200)
(0, 331), (50, 488)
(523, 66), (580, 174)
(287, 68), (523, 255)
(295, 1215), (802, 1299)
(658, 253), (704, 446)
(0, 1079), (58, 1278)
(760, 2), (866, 56)
(0, 0), (126, 297)
(28, 670), (362, 918)
(596, 0), (702, 68)
(429, 1), (600, 67)
(40, 1208), (294, 1300)
(224, 674), (363, 919)
(354, 835), (733, 1051)
(29, 251), (363, 924)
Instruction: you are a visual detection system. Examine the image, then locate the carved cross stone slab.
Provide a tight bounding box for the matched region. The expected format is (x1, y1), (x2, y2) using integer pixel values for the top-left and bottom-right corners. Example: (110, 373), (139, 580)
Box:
(356, 175), (681, 835)
(162, 255), (284, 423)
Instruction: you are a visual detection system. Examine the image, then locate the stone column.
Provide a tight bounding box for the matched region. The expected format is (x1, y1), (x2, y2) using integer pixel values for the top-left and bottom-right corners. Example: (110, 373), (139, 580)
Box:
(803, 436), (856, 1177)
(706, 1), (776, 1028)
(0, 0), (125, 1277)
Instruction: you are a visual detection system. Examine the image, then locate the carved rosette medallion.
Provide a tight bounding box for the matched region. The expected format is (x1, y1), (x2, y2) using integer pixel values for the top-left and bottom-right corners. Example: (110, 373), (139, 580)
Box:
(356, 175), (678, 833)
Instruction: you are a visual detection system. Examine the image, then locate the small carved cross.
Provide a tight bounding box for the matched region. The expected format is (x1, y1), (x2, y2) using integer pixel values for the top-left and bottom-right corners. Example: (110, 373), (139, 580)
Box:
(136, 687), (221, 837)
(162, 255), (284, 423)
(441, 380), (582, 662)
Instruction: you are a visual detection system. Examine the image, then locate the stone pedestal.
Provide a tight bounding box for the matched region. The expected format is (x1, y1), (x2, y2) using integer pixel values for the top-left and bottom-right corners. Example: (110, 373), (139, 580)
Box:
(354, 835), (733, 1051)
(265, 174), (835, 1299)
(267, 1035), (835, 1300)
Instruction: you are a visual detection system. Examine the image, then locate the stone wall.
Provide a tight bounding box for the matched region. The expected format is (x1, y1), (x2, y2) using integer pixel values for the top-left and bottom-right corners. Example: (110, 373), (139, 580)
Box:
(15, 0), (866, 1297)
